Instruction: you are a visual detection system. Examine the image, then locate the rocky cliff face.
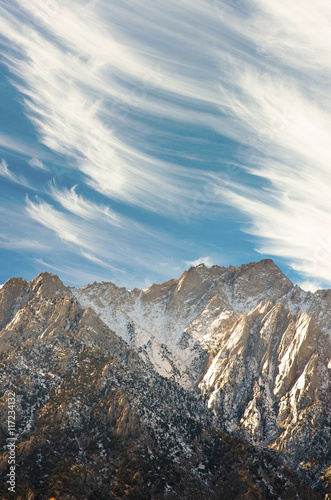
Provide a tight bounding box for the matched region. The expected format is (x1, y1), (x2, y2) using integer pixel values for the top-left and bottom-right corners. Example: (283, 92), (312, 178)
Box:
(0, 262), (329, 499)
(74, 260), (331, 494)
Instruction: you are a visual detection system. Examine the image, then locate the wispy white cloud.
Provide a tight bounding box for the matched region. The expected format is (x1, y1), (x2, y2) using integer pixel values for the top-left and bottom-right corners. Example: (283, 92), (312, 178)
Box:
(299, 281), (323, 293)
(217, 179), (331, 284)
(0, 202), (51, 251)
(49, 183), (122, 226)
(0, 0), (219, 215)
(0, 235), (49, 251)
(212, 0), (331, 285)
(251, 0), (331, 78)
(0, 132), (53, 161)
(0, 158), (31, 187)
(80, 250), (125, 274)
(28, 157), (48, 170)
(25, 198), (91, 249)
(0, 0), (330, 287)
(186, 256), (214, 268)
(24, 196), (194, 283)
(34, 257), (125, 288)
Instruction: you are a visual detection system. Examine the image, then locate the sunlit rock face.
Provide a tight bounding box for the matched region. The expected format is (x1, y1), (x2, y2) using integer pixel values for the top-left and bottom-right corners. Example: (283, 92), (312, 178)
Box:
(0, 261), (329, 498)
(74, 260), (330, 491)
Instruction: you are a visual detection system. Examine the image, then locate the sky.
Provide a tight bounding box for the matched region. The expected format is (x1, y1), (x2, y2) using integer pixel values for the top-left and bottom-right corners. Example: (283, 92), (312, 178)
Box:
(0, 0), (330, 290)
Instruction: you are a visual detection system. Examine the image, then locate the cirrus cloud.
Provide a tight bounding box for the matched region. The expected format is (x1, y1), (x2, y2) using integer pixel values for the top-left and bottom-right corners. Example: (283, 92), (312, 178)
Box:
(0, 0), (330, 289)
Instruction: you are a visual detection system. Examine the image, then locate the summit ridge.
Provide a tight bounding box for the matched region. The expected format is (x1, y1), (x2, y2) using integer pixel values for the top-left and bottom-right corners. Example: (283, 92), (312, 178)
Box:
(0, 259), (329, 498)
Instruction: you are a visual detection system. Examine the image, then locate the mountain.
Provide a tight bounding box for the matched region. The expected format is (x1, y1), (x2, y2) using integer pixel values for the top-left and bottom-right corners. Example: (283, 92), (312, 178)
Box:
(0, 261), (329, 499)
(74, 260), (331, 493)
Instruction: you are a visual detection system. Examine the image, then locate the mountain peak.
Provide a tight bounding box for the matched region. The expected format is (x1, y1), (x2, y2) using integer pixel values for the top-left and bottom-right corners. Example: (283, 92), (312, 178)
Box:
(1, 276), (27, 292)
(0, 277), (29, 330)
(30, 272), (71, 298)
(0, 261), (329, 497)
(229, 258), (284, 275)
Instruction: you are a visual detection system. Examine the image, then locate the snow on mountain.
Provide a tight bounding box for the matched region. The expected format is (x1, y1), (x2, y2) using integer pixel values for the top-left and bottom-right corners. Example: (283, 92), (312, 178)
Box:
(1, 268), (323, 499)
(74, 259), (331, 489)
(73, 260), (292, 385)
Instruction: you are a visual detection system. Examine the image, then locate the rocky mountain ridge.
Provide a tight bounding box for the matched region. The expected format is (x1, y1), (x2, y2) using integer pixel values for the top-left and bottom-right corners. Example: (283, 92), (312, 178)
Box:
(0, 260), (329, 498)
(74, 260), (330, 492)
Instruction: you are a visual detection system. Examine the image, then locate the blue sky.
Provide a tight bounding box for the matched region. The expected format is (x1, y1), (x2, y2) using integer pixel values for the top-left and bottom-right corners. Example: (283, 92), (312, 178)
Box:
(0, 0), (330, 290)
